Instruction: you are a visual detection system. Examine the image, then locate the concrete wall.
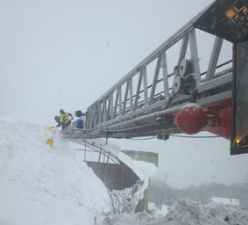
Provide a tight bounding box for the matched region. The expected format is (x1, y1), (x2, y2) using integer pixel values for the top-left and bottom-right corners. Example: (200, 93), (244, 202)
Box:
(135, 179), (150, 213)
(86, 160), (150, 212)
(122, 150), (158, 167)
(86, 161), (139, 191)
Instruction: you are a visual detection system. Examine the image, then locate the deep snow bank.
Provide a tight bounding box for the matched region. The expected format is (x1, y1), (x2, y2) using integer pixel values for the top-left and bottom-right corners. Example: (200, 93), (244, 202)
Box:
(0, 117), (110, 225)
(163, 200), (248, 225)
(102, 200), (248, 225)
(2, 117), (248, 225)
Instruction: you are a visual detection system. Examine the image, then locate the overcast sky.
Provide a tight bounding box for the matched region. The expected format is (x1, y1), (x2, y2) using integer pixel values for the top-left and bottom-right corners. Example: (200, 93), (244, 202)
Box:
(1, 0), (248, 187)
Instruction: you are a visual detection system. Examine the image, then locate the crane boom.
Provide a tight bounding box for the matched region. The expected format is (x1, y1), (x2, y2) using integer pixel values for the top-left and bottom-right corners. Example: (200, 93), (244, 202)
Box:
(67, 0), (248, 155)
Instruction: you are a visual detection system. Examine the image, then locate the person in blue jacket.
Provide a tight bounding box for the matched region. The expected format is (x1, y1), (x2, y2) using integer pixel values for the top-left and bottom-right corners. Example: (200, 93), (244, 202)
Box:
(75, 110), (85, 129)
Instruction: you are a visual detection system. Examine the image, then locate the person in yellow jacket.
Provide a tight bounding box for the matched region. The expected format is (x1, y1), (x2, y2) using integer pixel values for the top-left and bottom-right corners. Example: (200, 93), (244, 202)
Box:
(54, 109), (74, 130)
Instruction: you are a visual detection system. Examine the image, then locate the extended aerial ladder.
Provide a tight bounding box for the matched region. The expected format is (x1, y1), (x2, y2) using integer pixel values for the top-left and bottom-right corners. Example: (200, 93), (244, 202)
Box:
(68, 0), (248, 155)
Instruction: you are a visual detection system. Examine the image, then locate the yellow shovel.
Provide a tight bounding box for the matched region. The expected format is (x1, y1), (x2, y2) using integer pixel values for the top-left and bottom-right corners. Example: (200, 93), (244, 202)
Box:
(46, 126), (57, 147)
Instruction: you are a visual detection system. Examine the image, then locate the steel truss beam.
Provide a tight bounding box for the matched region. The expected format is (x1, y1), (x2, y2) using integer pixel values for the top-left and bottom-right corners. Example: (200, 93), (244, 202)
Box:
(69, 1), (234, 140)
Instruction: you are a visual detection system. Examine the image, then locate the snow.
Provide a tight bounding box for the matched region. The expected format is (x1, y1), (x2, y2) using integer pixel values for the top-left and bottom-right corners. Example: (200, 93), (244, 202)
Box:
(181, 103), (201, 111)
(1, 116), (248, 225)
(85, 138), (122, 156)
(211, 197), (240, 206)
(103, 200), (248, 225)
(83, 138), (157, 181)
(0, 117), (110, 225)
(149, 203), (169, 215)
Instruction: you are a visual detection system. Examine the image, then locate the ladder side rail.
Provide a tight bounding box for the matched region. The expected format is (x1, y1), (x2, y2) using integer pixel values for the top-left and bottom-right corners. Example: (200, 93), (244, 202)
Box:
(86, 67), (232, 132)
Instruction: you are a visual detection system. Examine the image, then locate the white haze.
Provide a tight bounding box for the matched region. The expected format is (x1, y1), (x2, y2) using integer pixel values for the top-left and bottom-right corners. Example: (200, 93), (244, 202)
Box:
(0, 0), (248, 187)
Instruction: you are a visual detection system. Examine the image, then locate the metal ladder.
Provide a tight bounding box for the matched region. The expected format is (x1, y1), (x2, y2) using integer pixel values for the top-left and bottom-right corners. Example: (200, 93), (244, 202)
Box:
(68, 2), (234, 140)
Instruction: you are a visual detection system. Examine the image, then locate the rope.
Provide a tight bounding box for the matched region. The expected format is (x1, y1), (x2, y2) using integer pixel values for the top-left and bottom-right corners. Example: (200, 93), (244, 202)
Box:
(130, 137), (157, 141)
(128, 134), (219, 141)
(170, 134), (219, 138)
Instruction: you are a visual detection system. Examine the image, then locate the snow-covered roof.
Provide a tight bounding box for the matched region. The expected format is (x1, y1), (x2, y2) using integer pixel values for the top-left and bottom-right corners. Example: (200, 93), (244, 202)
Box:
(211, 197), (240, 206)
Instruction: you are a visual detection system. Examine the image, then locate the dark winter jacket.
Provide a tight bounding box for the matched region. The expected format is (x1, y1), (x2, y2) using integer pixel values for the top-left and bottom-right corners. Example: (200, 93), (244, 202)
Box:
(56, 113), (73, 129)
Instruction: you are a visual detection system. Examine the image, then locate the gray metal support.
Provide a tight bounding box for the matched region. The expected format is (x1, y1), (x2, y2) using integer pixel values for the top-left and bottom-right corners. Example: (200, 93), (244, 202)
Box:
(162, 51), (169, 98)
(149, 55), (162, 105)
(114, 90), (119, 117)
(189, 29), (201, 85)
(118, 86), (122, 115)
(98, 101), (101, 124)
(143, 67), (148, 106)
(129, 78), (133, 112)
(177, 35), (189, 66)
(134, 71), (143, 111)
(206, 37), (223, 81)
(123, 81), (129, 114)
(103, 98), (107, 121)
(69, 4), (234, 140)
(110, 93), (114, 120)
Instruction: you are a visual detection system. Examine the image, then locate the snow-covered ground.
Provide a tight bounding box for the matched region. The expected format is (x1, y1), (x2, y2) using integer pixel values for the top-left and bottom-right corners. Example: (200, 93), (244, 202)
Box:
(102, 200), (248, 225)
(0, 117), (110, 225)
(1, 116), (248, 225)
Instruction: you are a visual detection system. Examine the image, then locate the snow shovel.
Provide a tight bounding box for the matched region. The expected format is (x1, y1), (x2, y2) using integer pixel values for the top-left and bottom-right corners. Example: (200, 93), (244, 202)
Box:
(48, 126), (55, 130)
(46, 126), (57, 147)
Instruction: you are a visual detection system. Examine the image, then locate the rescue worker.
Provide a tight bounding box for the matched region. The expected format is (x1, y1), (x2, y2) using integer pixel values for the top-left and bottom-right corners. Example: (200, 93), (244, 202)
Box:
(75, 110), (86, 118)
(75, 110), (85, 129)
(54, 109), (74, 130)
